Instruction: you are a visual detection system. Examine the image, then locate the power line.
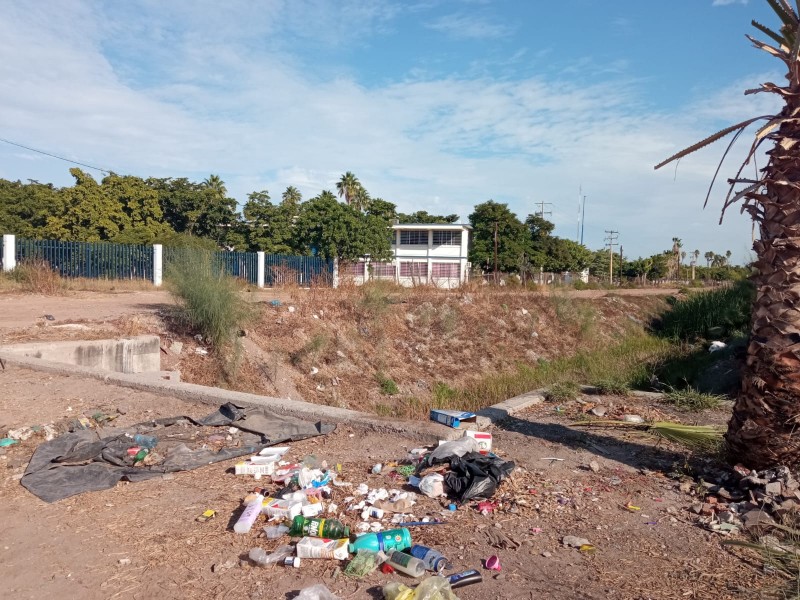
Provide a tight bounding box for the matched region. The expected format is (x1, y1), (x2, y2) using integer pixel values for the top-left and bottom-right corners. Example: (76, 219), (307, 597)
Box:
(0, 136), (112, 174)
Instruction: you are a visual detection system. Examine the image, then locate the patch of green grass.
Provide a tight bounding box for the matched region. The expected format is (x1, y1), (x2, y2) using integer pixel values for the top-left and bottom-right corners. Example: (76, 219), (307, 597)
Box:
(376, 371), (399, 395)
(290, 333), (329, 366)
(592, 378), (631, 396)
(657, 281), (754, 341)
(664, 386), (727, 411)
(550, 293), (596, 338)
(545, 381), (580, 402)
(374, 403), (395, 416)
(432, 382), (457, 407)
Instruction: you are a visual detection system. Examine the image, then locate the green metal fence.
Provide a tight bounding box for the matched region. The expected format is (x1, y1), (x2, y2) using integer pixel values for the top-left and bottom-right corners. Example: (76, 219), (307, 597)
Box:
(16, 239), (154, 280)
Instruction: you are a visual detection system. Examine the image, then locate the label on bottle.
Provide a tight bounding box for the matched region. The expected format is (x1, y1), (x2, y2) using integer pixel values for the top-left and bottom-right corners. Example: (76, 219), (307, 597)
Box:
(389, 551), (413, 567)
(306, 518), (325, 537)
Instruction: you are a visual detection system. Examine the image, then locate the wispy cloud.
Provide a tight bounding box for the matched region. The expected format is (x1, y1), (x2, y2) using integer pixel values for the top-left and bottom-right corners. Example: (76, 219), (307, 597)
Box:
(712, 0), (748, 6)
(424, 12), (512, 40)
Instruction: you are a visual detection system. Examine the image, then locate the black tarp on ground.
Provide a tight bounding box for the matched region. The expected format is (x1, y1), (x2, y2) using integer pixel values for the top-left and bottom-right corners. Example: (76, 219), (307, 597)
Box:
(21, 402), (334, 503)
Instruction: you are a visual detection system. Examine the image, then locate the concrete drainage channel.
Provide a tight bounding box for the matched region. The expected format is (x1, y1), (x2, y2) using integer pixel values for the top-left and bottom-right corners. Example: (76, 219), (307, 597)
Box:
(0, 336), (544, 443)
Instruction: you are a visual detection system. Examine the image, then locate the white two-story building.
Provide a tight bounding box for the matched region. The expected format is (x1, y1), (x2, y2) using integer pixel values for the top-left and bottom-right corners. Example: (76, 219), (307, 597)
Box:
(345, 223), (472, 288)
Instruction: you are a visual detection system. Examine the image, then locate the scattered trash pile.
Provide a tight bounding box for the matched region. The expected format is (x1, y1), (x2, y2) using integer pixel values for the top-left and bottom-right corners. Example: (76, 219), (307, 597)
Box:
(226, 431), (515, 599)
(17, 403), (332, 503)
(686, 465), (800, 537)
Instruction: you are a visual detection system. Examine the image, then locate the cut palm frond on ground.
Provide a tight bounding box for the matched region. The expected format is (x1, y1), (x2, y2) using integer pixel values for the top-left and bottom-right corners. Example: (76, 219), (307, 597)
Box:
(572, 420), (725, 453)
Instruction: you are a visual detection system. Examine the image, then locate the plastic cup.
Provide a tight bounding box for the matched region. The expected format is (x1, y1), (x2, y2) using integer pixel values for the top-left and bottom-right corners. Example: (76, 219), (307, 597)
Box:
(485, 555), (501, 571)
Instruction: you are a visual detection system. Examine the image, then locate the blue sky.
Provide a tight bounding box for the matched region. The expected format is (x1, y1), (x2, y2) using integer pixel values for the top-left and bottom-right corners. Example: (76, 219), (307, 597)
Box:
(0, 0), (785, 262)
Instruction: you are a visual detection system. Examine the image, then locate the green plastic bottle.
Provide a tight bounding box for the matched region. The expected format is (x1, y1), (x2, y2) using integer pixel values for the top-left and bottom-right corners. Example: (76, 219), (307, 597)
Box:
(288, 516), (350, 539)
(348, 528), (411, 554)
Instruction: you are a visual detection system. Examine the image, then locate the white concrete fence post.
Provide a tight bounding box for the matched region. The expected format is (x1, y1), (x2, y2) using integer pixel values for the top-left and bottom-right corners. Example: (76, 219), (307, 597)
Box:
(153, 244), (163, 287)
(257, 251), (265, 288)
(2, 234), (16, 272)
(332, 258), (339, 289)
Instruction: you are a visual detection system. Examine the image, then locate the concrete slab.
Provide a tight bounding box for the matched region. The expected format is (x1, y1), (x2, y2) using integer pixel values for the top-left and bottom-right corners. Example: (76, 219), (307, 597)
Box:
(3, 335), (160, 374)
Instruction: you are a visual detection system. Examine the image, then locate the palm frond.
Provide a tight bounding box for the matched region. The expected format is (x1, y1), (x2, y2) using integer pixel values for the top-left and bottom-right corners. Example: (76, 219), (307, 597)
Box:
(752, 19), (789, 46)
(648, 422), (724, 452)
(654, 117), (768, 171)
(767, 0), (799, 28)
(703, 127), (748, 210)
(747, 34), (790, 60)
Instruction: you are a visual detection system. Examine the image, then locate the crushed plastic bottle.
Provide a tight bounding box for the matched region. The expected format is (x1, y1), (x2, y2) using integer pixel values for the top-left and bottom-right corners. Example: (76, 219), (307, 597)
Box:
(382, 575), (459, 600)
(249, 545), (294, 566)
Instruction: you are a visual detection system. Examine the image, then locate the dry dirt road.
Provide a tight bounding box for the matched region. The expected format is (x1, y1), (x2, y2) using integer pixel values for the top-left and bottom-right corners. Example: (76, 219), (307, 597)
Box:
(0, 365), (766, 600)
(0, 287), (679, 332)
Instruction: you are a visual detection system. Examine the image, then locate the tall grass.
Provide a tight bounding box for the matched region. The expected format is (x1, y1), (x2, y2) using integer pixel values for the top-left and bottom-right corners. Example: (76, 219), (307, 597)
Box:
(166, 250), (255, 353)
(11, 259), (66, 295)
(399, 333), (677, 415)
(658, 281), (754, 340)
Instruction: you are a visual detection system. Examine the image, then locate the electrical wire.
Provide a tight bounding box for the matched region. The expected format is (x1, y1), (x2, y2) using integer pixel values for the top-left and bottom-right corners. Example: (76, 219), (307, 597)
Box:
(0, 136), (112, 174)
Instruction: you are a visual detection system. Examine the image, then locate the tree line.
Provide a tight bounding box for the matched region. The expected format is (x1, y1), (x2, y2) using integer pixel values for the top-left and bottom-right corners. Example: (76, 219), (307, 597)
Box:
(0, 169), (744, 280)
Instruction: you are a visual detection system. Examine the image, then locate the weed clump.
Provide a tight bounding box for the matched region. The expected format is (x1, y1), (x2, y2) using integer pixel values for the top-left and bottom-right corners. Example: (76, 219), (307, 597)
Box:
(376, 371), (399, 395)
(664, 386), (727, 411)
(12, 259), (65, 295)
(167, 250), (255, 355)
(545, 381), (580, 402)
(592, 378), (631, 396)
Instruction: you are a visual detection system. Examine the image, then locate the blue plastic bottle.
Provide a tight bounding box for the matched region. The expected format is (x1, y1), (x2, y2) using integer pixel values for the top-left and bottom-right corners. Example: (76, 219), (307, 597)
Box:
(348, 528), (411, 554)
(409, 544), (451, 572)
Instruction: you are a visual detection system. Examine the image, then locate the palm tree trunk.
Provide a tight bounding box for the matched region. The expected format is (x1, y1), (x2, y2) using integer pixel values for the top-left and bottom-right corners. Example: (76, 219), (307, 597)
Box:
(725, 116), (800, 469)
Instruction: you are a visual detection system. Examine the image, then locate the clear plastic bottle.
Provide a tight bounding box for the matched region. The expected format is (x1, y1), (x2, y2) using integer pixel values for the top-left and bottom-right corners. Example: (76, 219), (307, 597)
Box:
(249, 545), (294, 566)
(384, 551), (425, 578)
(409, 544), (451, 572)
(234, 490), (265, 534)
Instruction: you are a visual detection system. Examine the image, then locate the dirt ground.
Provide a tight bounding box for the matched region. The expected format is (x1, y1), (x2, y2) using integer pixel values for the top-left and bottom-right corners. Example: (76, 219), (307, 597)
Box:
(0, 365), (769, 600)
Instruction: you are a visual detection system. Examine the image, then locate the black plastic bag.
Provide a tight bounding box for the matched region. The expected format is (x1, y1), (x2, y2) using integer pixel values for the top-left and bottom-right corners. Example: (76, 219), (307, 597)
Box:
(443, 451), (515, 503)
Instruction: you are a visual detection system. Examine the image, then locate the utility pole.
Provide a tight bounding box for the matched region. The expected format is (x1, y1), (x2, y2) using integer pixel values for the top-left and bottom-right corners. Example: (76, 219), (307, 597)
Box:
(619, 245), (623, 282)
(604, 230), (619, 284)
(580, 196), (587, 246)
(493, 221), (499, 284)
(535, 201), (553, 219)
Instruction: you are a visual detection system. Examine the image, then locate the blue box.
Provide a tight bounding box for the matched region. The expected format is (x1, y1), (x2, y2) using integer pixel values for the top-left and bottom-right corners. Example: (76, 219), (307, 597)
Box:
(430, 409), (478, 429)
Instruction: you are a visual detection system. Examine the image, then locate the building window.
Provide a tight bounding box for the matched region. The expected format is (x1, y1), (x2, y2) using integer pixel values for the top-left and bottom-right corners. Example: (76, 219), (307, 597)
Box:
(371, 262), (396, 278)
(432, 230), (461, 246)
(400, 261), (428, 277)
(400, 230), (428, 245)
(432, 262), (460, 279)
(348, 262), (365, 276)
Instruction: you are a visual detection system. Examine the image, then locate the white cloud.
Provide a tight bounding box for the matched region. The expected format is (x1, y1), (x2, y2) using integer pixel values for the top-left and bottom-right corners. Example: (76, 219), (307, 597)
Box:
(712, 0), (748, 6)
(0, 0), (769, 263)
(424, 12), (512, 39)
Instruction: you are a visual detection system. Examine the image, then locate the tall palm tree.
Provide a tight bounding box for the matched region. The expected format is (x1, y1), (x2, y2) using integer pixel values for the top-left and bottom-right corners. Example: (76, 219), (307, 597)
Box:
(336, 171), (361, 204)
(725, 250), (733, 266)
(203, 174), (227, 197)
(656, 1), (800, 468)
(281, 186), (302, 207)
(336, 172), (361, 206)
(352, 186), (371, 213)
(704, 251), (714, 267)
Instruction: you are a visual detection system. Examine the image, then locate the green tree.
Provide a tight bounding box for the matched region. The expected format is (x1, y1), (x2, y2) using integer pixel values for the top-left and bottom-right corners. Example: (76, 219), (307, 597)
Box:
(704, 251), (714, 267)
(0, 179), (59, 237)
(101, 174), (172, 244)
(541, 238), (592, 273)
(281, 186), (302, 208)
(294, 191), (392, 261)
(366, 198), (398, 223)
(398, 210), (459, 224)
(45, 169), (129, 241)
(468, 201), (532, 273)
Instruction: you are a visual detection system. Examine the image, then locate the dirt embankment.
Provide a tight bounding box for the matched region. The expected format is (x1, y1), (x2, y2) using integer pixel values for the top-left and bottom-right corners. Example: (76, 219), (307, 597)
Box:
(0, 286), (671, 416)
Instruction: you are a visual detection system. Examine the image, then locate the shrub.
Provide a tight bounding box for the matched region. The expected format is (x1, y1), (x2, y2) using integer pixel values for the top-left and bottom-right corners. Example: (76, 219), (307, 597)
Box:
(12, 259), (65, 295)
(592, 378), (631, 396)
(657, 281), (754, 341)
(545, 381), (580, 402)
(166, 250), (255, 352)
(376, 371), (399, 395)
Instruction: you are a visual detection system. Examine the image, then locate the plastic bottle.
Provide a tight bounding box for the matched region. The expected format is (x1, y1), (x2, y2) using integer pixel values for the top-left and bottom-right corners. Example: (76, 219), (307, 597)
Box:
(133, 434), (157, 449)
(249, 545), (294, 566)
(288, 516), (350, 538)
(234, 489), (265, 534)
(348, 528), (412, 554)
(447, 569), (483, 589)
(384, 551), (425, 578)
(409, 544), (451, 573)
